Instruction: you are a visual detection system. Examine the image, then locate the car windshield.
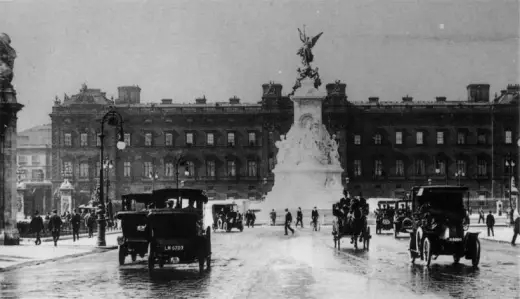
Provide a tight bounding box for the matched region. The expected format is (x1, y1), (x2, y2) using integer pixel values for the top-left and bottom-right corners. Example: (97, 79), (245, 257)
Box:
(417, 192), (465, 218)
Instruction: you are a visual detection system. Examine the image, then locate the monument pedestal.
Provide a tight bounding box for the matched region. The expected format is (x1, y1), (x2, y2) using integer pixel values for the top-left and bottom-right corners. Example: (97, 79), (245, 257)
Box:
(16, 182), (26, 221)
(60, 179), (74, 215)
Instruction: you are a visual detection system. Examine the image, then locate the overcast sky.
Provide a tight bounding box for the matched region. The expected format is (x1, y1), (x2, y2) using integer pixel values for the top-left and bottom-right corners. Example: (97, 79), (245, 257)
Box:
(1, 0), (518, 131)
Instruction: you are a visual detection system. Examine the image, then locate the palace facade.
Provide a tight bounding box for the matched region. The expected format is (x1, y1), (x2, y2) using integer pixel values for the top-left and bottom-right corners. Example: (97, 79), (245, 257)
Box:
(49, 82), (519, 207)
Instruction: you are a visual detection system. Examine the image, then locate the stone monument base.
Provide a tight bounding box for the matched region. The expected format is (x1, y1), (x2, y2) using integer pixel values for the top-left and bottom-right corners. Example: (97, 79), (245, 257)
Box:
(0, 228), (21, 245)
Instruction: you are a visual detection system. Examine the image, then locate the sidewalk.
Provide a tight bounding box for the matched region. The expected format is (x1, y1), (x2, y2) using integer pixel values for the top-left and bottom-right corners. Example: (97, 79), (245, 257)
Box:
(0, 231), (121, 272)
(470, 226), (518, 245)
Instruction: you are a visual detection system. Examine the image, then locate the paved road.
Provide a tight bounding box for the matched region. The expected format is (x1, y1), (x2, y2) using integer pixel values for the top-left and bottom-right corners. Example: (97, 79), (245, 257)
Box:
(0, 226), (518, 299)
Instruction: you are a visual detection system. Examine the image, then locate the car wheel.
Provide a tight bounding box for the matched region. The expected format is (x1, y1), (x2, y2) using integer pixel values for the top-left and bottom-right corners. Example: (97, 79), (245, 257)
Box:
(472, 239), (481, 267)
(199, 256), (205, 275)
(223, 222), (228, 232)
(423, 237), (432, 267)
(118, 246), (126, 266)
(394, 224), (398, 238)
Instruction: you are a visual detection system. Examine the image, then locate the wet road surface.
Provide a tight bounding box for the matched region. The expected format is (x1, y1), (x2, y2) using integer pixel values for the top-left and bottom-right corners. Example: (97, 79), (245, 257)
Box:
(1, 226), (518, 299)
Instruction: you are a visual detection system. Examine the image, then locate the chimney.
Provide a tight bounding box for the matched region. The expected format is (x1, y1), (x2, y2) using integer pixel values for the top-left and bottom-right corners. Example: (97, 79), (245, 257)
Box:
(116, 85), (141, 104)
(229, 96), (240, 104)
(507, 84), (520, 93)
(195, 96), (207, 104)
(467, 83), (490, 102)
(435, 97), (447, 102)
(402, 95), (413, 102)
(161, 99), (173, 104)
(368, 97), (379, 104)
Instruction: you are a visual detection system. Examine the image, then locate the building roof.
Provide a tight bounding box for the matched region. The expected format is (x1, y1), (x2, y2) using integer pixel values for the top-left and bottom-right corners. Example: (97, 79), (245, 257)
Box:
(60, 84), (113, 106)
(495, 84), (519, 104)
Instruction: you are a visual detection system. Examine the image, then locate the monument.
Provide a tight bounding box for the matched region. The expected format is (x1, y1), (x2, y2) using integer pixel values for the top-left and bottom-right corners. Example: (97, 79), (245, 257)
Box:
(0, 33), (23, 245)
(261, 28), (344, 217)
(60, 179), (74, 214)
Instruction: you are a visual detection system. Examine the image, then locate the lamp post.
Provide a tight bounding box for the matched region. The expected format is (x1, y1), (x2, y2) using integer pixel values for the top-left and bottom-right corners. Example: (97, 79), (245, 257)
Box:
(97, 107), (126, 247)
(455, 170), (465, 186)
(505, 152), (516, 225)
(103, 159), (113, 219)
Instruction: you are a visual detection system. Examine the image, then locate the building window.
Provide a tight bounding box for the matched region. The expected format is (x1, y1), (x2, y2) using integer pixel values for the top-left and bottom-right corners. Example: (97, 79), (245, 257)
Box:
(165, 133), (173, 146)
(374, 134), (382, 145)
(206, 133), (214, 146)
(436, 131), (444, 145)
(435, 160), (446, 175)
(227, 160), (236, 176)
(456, 160), (466, 175)
(63, 161), (73, 177)
(354, 160), (362, 176)
(415, 159), (425, 175)
(354, 135), (361, 145)
(145, 133), (152, 147)
(457, 131), (466, 145)
(396, 160), (404, 176)
(186, 132), (193, 146)
(248, 132), (256, 146)
(395, 131), (402, 145)
(80, 133), (88, 147)
(124, 133), (131, 147)
(186, 161), (195, 177)
(247, 160), (257, 177)
(143, 162), (152, 177)
(505, 130), (512, 144)
(416, 131), (423, 145)
(165, 161), (174, 177)
(31, 155), (40, 165)
(477, 159), (487, 176)
(374, 160), (383, 176)
(18, 155), (28, 165)
(79, 163), (89, 178)
(64, 133), (72, 147)
(227, 132), (235, 146)
(123, 162), (131, 177)
(206, 160), (216, 177)
(477, 132), (486, 145)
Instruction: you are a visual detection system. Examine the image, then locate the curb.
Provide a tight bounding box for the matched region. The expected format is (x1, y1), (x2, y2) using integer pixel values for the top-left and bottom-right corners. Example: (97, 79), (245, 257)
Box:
(480, 237), (517, 245)
(20, 231), (121, 244)
(0, 246), (117, 273)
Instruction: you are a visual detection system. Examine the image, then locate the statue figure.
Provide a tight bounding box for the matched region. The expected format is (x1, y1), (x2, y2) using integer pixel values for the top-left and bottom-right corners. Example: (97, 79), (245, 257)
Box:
(54, 95), (61, 106)
(0, 33), (17, 89)
(289, 27), (324, 96)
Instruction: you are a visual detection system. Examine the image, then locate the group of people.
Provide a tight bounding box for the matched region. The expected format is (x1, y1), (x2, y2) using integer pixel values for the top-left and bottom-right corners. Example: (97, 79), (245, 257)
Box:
(275, 207), (320, 236)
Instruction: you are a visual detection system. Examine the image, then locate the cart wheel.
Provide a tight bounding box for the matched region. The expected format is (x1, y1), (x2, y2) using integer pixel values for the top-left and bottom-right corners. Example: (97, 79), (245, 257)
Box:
(131, 253), (137, 262)
(199, 257), (205, 275)
(453, 255), (461, 264)
(423, 237), (432, 267)
(206, 226), (212, 270)
(471, 239), (481, 267)
(148, 244), (155, 272)
(118, 246), (126, 266)
(223, 222), (228, 232)
(206, 254), (211, 269)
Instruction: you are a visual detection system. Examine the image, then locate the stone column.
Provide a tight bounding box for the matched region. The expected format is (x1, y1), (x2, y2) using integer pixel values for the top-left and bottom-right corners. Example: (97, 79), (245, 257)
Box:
(16, 181), (26, 221)
(59, 179), (74, 214)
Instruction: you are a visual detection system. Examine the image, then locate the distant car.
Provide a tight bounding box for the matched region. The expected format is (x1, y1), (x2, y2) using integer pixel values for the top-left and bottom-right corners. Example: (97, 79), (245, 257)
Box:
(408, 186), (480, 267)
(393, 200), (413, 238)
(375, 200), (396, 234)
(209, 203), (244, 232)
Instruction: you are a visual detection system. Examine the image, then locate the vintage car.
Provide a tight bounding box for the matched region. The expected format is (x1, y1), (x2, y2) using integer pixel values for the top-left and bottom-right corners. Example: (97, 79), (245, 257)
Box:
(208, 202), (244, 232)
(146, 188), (211, 275)
(116, 193), (154, 265)
(375, 200), (396, 234)
(332, 197), (371, 250)
(393, 199), (413, 238)
(408, 186), (480, 267)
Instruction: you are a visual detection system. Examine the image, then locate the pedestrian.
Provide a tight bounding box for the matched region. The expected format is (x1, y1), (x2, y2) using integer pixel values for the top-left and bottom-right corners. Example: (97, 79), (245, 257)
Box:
(296, 207), (303, 228)
(250, 210), (256, 228)
(48, 209), (62, 247)
(284, 208), (294, 235)
(311, 207), (319, 231)
(270, 209), (276, 226)
(512, 212), (520, 246)
(245, 210), (251, 228)
(71, 209), (81, 242)
(486, 211), (495, 237)
(85, 211), (95, 238)
(478, 207), (485, 224)
(29, 211), (45, 245)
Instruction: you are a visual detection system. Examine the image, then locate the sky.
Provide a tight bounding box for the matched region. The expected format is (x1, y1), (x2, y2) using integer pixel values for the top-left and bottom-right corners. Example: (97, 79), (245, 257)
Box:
(0, 0), (518, 131)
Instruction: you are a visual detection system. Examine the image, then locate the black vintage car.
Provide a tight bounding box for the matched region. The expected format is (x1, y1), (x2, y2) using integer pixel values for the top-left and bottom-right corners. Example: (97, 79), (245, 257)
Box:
(146, 188), (211, 275)
(408, 186), (480, 267)
(116, 193), (154, 265)
(375, 200), (396, 234)
(211, 203), (243, 232)
(393, 199), (413, 238)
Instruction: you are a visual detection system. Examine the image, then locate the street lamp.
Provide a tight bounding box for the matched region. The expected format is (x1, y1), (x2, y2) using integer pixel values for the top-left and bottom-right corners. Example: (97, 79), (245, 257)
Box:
(455, 170), (465, 186)
(505, 152), (516, 224)
(103, 159), (113, 218)
(97, 107), (126, 247)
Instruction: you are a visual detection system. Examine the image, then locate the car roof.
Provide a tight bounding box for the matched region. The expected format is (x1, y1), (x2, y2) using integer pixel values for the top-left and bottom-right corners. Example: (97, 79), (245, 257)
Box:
(152, 188), (209, 203)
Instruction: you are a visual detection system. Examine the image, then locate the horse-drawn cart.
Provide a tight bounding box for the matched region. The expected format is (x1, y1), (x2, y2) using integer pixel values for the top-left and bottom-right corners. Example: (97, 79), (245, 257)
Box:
(332, 197), (371, 250)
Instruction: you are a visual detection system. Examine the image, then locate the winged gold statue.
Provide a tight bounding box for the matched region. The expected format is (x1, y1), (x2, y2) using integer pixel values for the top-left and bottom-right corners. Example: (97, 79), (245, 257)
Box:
(297, 27), (323, 67)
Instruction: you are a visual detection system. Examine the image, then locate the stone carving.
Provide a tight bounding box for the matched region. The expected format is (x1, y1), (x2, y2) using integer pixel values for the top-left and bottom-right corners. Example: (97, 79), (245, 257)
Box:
(289, 27), (323, 96)
(0, 33), (16, 89)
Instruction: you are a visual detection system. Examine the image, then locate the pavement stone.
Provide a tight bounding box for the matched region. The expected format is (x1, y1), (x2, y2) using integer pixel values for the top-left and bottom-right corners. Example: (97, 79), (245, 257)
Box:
(472, 226), (519, 245)
(0, 232), (121, 272)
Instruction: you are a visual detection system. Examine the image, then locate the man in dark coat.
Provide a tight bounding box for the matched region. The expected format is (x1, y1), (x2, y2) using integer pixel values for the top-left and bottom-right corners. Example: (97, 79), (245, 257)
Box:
(29, 211), (45, 245)
(296, 207), (303, 228)
(284, 208), (294, 235)
(478, 207), (485, 224)
(512, 213), (520, 246)
(311, 207), (319, 231)
(48, 209), (63, 247)
(486, 211), (495, 237)
(71, 209), (82, 242)
(270, 209), (277, 226)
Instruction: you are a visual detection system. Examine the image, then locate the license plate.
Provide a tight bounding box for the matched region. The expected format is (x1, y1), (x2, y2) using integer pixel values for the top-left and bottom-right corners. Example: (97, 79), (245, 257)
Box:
(137, 225), (146, 232)
(448, 238), (462, 242)
(165, 245), (184, 251)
